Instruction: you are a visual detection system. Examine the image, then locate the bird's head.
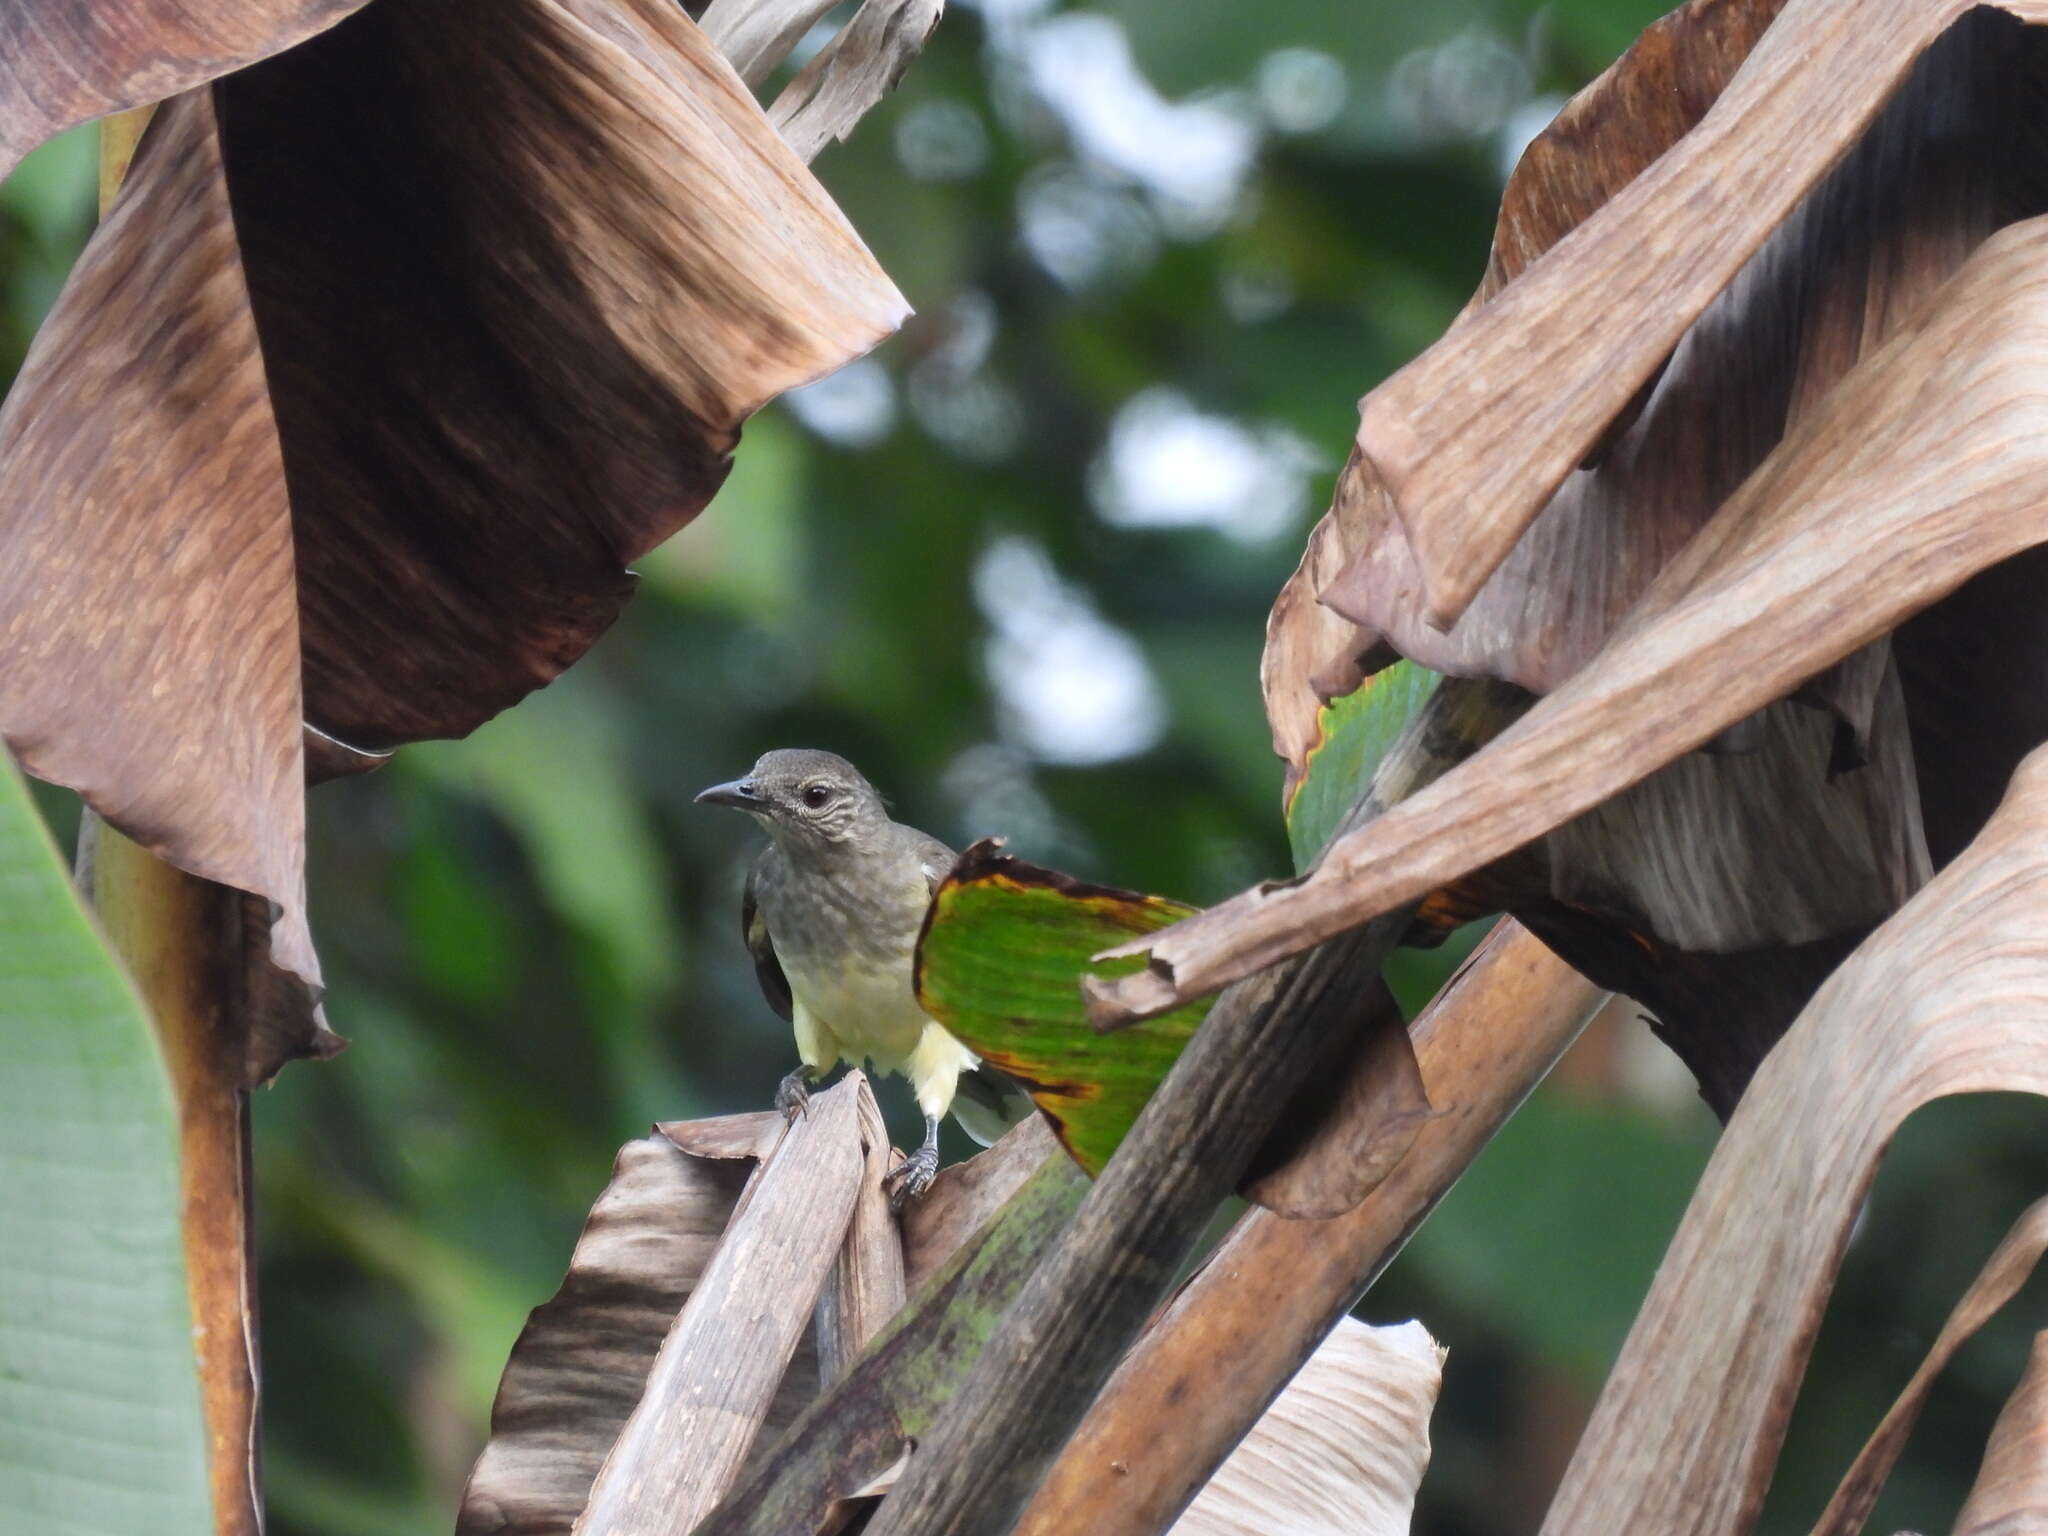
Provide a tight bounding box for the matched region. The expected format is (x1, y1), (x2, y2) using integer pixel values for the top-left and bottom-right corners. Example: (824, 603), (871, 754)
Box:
(695, 748), (889, 851)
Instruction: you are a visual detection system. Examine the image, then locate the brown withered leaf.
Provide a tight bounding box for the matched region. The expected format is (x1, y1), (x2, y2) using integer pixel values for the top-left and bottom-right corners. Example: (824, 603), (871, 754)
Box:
(0, 0), (909, 1065)
(1951, 1334), (2048, 1536)
(1533, 744), (2048, 1536)
(0, 90), (312, 979)
(1170, 1320), (1442, 1536)
(1263, 3), (2048, 1109)
(1812, 1199), (2048, 1536)
(769, 0), (945, 163)
(456, 1130), (810, 1536)
(1268, 0), (1785, 752)
(576, 1079), (869, 1536)
(1280, 0), (2043, 1103)
(0, 0), (366, 179)
(699, 0), (844, 86)
(1353, 0), (2048, 630)
(223, 0), (909, 752)
(1329, 3), (2047, 714)
(1096, 213), (2048, 1025)
(1262, 497), (1379, 808)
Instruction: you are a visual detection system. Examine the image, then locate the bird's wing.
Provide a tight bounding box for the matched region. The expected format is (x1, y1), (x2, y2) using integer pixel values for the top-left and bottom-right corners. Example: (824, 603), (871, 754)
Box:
(912, 829), (958, 899)
(741, 853), (794, 1023)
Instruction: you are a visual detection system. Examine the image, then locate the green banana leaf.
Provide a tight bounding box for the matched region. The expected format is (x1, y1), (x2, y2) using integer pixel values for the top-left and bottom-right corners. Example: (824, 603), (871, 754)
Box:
(1284, 658), (1441, 873)
(914, 839), (1212, 1174)
(0, 753), (210, 1532)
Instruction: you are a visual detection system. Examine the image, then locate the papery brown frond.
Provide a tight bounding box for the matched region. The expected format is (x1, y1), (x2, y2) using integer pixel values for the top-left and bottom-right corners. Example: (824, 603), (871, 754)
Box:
(0, 91), (310, 979)
(456, 1132), (814, 1536)
(1255, 3), (2048, 1103)
(0, 0), (910, 1063)
(220, 0), (908, 751)
(1356, 0), (2048, 629)
(1108, 213), (2048, 1024)
(1539, 746), (2048, 1534)
(1326, 7), (2042, 701)
(0, 0), (366, 179)
(1811, 1200), (2048, 1536)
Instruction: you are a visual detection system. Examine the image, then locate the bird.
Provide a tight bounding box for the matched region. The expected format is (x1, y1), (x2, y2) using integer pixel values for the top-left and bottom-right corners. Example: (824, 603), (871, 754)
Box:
(695, 748), (1011, 1205)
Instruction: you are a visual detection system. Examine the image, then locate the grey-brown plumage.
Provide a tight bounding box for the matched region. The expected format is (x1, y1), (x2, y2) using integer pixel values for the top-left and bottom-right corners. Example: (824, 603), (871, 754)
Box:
(698, 748), (984, 1203)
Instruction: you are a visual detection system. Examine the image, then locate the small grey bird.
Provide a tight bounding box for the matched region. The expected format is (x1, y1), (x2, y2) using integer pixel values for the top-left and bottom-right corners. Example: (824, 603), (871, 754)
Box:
(696, 748), (1002, 1204)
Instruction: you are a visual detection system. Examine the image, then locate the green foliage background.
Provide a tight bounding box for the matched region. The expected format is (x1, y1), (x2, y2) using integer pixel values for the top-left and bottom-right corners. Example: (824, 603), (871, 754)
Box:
(5, 3), (2045, 1531)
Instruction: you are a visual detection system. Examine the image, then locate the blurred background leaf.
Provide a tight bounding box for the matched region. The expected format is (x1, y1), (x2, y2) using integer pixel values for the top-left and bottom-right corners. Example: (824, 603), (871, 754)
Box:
(5, 2), (2044, 1532)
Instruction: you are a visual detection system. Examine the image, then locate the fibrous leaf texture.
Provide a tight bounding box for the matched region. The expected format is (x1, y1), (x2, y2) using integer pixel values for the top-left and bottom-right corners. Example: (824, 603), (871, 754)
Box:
(1118, 0), (2048, 1121)
(1538, 745), (2048, 1534)
(0, 0), (909, 1077)
(0, 0), (368, 178)
(1167, 1318), (1443, 1536)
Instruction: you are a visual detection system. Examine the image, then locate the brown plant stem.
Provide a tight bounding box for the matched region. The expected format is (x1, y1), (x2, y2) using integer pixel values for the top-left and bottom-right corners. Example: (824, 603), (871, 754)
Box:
(864, 678), (1528, 1536)
(1013, 922), (1604, 1536)
(84, 103), (261, 1536)
(87, 821), (260, 1536)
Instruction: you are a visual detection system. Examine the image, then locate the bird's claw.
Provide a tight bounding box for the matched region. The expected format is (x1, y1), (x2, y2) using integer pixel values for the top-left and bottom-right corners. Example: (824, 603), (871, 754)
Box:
(774, 1070), (812, 1121)
(885, 1144), (940, 1211)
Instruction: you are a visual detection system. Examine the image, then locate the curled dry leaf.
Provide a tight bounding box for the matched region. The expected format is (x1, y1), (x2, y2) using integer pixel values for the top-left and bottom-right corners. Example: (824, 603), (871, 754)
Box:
(1266, 0), (1784, 756)
(1533, 744), (2048, 1535)
(769, 0), (946, 163)
(1951, 1333), (2048, 1536)
(698, 0), (846, 86)
(815, 1082), (908, 1386)
(0, 0), (910, 1075)
(1354, 0), (2048, 628)
(0, 0), (366, 178)
(1270, 1), (2048, 1106)
(1812, 1199), (2048, 1536)
(1169, 1318), (1444, 1536)
(573, 1079), (869, 1536)
(456, 1130), (803, 1536)
(0, 90), (308, 977)
(1099, 213), (2048, 1025)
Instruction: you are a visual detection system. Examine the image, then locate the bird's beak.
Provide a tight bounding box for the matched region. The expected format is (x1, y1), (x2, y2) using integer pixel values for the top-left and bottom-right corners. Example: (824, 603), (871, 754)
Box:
(695, 777), (764, 811)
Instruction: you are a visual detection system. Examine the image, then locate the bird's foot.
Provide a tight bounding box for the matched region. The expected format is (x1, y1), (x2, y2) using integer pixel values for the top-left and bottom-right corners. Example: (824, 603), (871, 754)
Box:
(885, 1143), (940, 1211)
(774, 1070), (812, 1121)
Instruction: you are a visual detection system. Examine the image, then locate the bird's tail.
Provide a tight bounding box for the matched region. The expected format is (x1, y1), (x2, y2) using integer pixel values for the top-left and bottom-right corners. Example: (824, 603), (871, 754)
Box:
(948, 1064), (1038, 1148)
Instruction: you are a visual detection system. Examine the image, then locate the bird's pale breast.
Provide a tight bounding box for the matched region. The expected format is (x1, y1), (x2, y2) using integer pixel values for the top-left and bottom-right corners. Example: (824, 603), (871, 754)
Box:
(758, 853), (932, 1062)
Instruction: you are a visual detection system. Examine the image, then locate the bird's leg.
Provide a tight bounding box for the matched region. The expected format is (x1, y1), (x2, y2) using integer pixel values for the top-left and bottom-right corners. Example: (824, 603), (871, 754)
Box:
(774, 1066), (815, 1121)
(886, 1114), (942, 1210)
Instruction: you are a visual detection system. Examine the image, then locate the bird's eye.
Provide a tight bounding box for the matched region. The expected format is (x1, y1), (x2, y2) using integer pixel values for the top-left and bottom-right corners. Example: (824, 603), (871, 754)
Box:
(802, 784), (831, 809)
